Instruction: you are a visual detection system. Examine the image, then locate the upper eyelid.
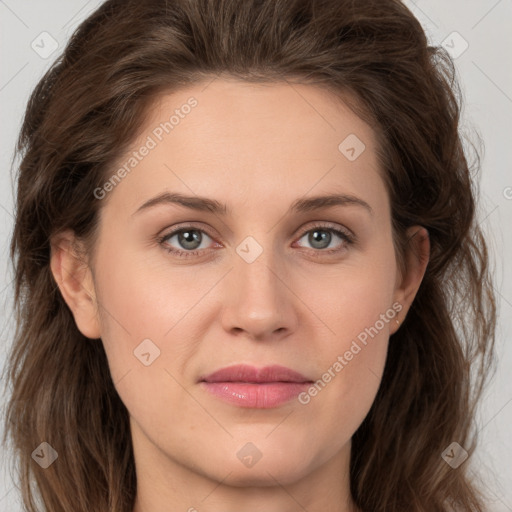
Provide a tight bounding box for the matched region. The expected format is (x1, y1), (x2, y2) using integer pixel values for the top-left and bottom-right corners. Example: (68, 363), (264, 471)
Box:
(160, 222), (217, 240)
(160, 221), (353, 245)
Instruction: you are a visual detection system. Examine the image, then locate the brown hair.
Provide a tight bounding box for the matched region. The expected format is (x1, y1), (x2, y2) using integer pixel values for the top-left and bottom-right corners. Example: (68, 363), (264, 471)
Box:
(2, 0), (497, 510)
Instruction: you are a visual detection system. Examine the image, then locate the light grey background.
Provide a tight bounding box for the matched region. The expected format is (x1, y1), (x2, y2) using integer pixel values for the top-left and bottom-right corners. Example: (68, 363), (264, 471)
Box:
(0, 1), (511, 510)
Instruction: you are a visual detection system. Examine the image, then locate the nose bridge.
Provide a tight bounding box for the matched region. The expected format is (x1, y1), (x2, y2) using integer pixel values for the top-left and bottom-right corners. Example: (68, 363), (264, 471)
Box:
(221, 235), (297, 338)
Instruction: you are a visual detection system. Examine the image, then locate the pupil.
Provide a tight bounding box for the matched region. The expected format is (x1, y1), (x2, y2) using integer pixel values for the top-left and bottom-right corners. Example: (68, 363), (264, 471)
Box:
(179, 230), (201, 250)
(309, 230), (331, 249)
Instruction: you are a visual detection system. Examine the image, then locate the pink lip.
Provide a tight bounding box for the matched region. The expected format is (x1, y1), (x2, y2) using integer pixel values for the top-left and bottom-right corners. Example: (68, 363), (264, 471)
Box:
(199, 364), (313, 409)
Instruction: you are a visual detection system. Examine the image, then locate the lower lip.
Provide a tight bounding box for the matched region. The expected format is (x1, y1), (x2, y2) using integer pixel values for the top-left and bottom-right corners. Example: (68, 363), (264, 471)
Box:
(200, 382), (311, 408)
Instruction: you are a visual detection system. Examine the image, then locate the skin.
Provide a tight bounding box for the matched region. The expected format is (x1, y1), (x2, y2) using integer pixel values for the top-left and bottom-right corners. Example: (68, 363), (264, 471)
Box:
(50, 77), (429, 512)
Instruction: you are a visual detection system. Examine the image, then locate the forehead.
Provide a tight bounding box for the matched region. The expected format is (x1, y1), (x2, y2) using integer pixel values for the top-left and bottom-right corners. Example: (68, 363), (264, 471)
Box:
(104, 78), (388, 219)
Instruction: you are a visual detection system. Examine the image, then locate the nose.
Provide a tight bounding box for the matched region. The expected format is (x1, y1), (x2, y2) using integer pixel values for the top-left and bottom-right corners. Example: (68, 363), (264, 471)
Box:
(220, 246), (299, 342)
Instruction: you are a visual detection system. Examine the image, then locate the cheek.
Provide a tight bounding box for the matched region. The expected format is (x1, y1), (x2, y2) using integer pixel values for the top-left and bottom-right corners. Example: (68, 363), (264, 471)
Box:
(91, 242), (217, 391)
(298, 242), (397, 418)
(308, 246), (397, 349)
(95, 250), (212, 333)
(311, 282), (392, 404)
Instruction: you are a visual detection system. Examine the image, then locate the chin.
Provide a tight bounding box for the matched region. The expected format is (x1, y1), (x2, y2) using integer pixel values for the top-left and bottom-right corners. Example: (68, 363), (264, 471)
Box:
(203, 452), (313, 488)
(216, 466), (305, 488)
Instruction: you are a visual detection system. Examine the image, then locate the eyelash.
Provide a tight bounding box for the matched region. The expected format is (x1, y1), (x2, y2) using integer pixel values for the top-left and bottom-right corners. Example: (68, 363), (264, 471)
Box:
(157, 222), (356, 260)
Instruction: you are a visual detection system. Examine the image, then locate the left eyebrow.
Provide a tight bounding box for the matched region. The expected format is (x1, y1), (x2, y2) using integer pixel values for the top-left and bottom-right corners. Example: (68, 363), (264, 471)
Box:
(290, 193), (373, 217)
(132, 191), (374, 217)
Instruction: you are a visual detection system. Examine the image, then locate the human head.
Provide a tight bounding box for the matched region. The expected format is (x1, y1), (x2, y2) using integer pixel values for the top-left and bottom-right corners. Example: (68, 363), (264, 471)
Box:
(4, 1), (496, 511)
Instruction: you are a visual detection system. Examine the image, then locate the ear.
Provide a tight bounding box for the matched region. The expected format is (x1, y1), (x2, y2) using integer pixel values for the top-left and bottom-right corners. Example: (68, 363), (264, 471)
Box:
(49, 230), (101, 339)
(390, 226), (430, 334)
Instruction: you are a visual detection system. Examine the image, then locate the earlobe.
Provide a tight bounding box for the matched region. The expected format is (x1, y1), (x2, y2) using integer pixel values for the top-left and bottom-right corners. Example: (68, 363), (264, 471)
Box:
(49, 230), (101, 339)
(391, 226), (430, 333)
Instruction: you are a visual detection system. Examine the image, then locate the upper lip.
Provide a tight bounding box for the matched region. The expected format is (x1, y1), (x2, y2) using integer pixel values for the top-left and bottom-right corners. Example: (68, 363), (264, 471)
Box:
(200, 364), (312, 383)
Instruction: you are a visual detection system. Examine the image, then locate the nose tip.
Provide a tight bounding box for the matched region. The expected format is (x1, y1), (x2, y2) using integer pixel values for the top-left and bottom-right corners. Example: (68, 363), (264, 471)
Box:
(220, 257), (298, 342)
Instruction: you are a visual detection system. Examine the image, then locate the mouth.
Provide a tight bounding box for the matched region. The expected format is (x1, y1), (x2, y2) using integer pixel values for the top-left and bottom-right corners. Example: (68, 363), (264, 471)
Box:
(199, 364), (313, 408)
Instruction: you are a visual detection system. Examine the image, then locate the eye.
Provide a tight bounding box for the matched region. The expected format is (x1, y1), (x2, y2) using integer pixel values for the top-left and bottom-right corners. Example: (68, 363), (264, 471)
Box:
(294, 222), (355, 255)
(159, 225), (219, 259)
(158, 222), (355, 260)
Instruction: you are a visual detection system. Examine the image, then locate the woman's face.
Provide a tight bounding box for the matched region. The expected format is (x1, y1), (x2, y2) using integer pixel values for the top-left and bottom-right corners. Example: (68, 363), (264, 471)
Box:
(54, 78), (428, 495)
